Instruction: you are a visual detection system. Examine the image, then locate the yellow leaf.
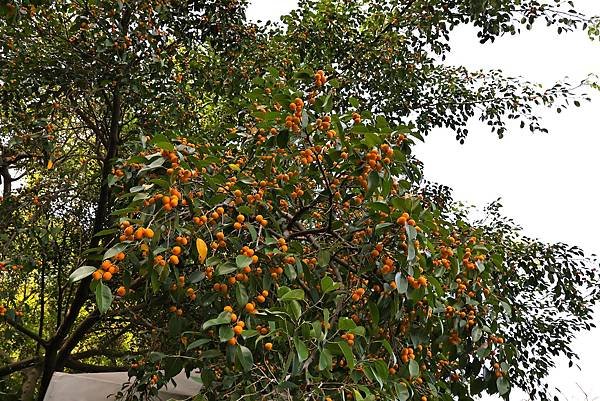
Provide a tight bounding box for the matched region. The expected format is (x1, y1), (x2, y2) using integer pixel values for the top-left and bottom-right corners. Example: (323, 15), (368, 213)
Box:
(196, 238), (208, 263)
(47, 160), (53, 169)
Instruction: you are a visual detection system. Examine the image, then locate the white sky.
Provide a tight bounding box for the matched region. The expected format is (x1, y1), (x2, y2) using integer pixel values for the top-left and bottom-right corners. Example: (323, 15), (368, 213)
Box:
(248, 1), (600, 399)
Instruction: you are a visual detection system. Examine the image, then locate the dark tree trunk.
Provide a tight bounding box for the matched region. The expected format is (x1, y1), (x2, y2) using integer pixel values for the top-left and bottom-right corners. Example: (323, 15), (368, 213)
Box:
(36, 89), (121, 401)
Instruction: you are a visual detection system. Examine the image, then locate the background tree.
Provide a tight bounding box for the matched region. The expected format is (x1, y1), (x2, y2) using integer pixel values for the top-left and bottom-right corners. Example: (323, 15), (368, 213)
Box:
(0, 1), (598, 400)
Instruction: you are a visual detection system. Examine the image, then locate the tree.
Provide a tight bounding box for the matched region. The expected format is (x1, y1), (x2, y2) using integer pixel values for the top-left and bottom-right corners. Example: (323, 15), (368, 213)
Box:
(0, 1), (598, 401)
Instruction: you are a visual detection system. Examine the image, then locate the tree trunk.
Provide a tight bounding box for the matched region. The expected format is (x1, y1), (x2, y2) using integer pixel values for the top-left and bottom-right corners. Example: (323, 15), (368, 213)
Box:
(36, 89), (121, 401)
(20, 367), (41, 401)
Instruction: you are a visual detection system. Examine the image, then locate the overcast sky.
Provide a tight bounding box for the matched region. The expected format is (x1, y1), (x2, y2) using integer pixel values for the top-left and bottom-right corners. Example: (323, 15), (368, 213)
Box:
(247, 1), (600, 400)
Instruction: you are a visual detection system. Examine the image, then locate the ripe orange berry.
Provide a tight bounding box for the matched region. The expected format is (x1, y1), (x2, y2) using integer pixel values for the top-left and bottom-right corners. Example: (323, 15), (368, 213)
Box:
(144, 228), (155, 238)
(245, 303), (255, 313)
(169, 255), (180, 265)
(172, 246), (182, 256)
(92, 270), (102, 281)
(233, 325), (243, 335)
(116, 286), (126, 297)
(264, 342), (273, 351)
(223, 305), (233, 312)
(227, 337), (237, 346)
(102, 271), (112, 281)
(134, 228), (145, 240)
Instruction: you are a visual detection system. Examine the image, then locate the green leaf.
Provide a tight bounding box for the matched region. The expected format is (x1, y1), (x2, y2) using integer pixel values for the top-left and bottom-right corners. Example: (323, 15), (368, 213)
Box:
(497, 377), (510, 395)
(280, 289), (305, 301)
(246, 222), (258, 242)
(323, 94), (333, 113)
(187, 338), (210, 351)
(362, 132), (381, 148)
(289, 300), (302, 320)
(338, 341), (355, 370)
(103, 243), (126, 261)
(216, 262), (237, 276)
(477, 343), (491, 359)
(368, 301), (380, 327)
(236, 255), (253, 268)
(294, 336), (309, 362)
(408, 359), (419, 378)
(381, 339), (396, 364)
(318, 249), (331, 267)
(95, 282), (113, 314)
(405, 225), (417, 241)
(139, 156), (166, 174)
(93, 228), (119, 238)
(321, 275), (339, 293)
(318, 349), (332, 371)
(202, 311), (232, 330)
(395, 383), (410, 401)
(189, 270), (204, 284)
(236, 345), (253, 372)
(69, 266), (97, 283)
(235, 283), (248, 308)
(338, 317), (357, 331)
(367, 171), (380, 195)
(395, 273), (408, 294)
(407, 241), (416, 262)
(472, 326), (483, 342)
(219, 326), (234, 342)
(367, 201), (390, 214)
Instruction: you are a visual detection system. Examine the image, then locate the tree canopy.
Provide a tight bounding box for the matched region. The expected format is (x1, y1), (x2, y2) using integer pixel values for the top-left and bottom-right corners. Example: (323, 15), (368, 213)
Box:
(0, 1), (598, 401)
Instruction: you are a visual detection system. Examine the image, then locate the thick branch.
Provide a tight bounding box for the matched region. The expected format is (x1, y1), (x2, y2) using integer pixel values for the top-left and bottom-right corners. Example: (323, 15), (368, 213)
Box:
(4, 317), (47, 347)
(0, 357), (41, 377)
(55, 310), (101, 370)
(64, 359), (127, 373)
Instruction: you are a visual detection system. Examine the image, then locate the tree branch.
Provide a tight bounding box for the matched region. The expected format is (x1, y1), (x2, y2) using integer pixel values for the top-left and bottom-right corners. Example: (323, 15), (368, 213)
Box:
(64, 358), (128, 373)
(4, 317), (48, 347)
(0, 357), (41, 377)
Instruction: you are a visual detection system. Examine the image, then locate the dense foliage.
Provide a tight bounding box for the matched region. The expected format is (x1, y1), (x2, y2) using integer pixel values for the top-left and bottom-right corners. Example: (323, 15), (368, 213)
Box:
(0, 1), (598, 401)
